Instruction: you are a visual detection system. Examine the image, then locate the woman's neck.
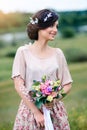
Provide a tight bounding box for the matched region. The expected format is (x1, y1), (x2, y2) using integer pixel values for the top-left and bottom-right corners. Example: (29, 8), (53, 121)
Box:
(33, 40), (49, 52)
(29, 40), (54, 59)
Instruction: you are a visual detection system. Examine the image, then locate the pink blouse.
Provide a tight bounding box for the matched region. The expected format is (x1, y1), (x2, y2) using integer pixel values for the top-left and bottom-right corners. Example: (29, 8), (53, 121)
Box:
(11, 44), (73, 92)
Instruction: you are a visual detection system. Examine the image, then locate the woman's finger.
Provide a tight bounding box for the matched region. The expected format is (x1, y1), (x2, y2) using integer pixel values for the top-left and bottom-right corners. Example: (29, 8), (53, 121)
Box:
(40, 122), (44, 128)
(37, 122), (40, 128)
(37, 122), (44, 128)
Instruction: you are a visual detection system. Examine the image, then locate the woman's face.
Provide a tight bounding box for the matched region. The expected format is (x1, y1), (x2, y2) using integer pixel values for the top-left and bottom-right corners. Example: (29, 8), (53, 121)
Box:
(38, 21), (58, 41)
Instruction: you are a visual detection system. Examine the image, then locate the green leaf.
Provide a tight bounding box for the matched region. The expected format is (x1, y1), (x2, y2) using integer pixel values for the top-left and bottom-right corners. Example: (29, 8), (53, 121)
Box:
(56, 94), (60, 98)
(35, 100), (43, 109)
(33, 82), (40, 86)
(37, 91), (42, 95)
(36, 97), (40, 102)
(61, 93), (67, 97)
(53, 86), (58, 91)
(42, 75), (46, 82)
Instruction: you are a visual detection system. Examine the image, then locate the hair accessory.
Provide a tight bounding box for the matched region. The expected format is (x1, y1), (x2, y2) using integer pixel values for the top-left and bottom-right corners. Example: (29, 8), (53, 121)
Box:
(30, 17), (38, 24)
(44, 12), (52, 22)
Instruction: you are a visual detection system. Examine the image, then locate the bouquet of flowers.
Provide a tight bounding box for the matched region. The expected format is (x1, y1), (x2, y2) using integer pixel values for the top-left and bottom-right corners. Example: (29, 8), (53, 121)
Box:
(29, 75), (66, 109)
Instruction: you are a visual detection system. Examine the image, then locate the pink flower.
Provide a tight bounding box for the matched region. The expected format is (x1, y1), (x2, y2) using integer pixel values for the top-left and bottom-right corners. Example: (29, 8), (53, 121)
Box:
(57, 86), (62, 91)
(40, 83), (52, 95)
(42, 88), (51, 95)
(45, 80), (53, 86)
(45, 80), (50, 86)
(40, 83), (47, 90)
(36, 93), (41, 97)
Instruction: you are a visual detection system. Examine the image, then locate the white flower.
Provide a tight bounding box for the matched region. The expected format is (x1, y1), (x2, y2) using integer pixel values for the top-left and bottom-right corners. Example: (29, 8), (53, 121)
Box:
(44, 17), (48, 22)
(43, 12), (52, 22)
(47, 12), (52, 18)
(30, 17), (38, 24)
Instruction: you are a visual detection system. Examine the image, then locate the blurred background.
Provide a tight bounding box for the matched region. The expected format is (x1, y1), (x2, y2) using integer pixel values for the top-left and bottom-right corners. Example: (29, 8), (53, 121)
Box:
(0, 0), (87, 129)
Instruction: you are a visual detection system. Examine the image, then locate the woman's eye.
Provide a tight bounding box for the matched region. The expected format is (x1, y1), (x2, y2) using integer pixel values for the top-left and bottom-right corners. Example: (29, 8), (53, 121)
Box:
(50, 24), (59, 28)
(50, 24), (54, 27)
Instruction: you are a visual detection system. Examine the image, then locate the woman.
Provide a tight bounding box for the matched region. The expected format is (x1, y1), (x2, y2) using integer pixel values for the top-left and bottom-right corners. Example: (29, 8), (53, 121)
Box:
(12, 9), (73, 130)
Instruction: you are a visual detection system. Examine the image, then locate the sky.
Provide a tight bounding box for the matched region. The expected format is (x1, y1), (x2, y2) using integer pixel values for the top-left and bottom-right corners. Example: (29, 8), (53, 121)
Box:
(0, 0), (87, 13)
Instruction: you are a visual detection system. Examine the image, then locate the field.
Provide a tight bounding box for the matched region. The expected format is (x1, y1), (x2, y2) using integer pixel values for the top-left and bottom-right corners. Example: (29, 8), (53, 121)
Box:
(0, 33), (87, 130)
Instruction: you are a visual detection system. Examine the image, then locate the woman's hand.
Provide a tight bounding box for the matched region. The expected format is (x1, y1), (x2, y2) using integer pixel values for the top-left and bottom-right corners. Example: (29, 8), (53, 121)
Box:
(34, 110), (44, 128)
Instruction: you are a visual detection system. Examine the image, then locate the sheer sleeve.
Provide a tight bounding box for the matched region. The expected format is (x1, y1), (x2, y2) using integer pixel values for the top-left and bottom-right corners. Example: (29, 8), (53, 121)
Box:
(57, 48), (73, 86)
(11, 46), (26, 80)
(11, 46), (33, 101)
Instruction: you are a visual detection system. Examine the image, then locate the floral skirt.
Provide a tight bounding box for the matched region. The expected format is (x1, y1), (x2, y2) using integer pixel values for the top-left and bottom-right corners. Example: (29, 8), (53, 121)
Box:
(13, 100), (70, 130)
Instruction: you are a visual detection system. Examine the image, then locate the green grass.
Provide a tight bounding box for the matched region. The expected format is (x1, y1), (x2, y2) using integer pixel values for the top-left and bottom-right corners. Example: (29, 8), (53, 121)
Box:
(64, 62), (87, 129)
(0, 33), (87, 130)
(49, 33), (87, 51)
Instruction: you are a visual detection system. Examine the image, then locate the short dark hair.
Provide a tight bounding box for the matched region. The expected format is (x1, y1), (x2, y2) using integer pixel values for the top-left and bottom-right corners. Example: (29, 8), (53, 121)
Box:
(27, 9), (59, 40)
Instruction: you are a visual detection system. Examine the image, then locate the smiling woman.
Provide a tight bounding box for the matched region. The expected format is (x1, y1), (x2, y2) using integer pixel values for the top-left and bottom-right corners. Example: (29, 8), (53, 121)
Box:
(11, 8), (73, 130)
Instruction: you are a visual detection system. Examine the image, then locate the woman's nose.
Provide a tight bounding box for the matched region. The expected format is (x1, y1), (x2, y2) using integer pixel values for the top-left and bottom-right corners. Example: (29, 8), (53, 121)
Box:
(53, 26), (58, 33)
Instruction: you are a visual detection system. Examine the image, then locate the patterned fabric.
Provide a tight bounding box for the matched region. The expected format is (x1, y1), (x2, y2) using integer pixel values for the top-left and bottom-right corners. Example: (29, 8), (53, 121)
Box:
(13, 100), (70, 130)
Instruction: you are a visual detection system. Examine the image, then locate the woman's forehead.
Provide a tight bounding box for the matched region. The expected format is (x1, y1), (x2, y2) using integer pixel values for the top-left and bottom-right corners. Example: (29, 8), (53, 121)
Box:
(56, 21), (58, 24)
(54, 21), (58, 25)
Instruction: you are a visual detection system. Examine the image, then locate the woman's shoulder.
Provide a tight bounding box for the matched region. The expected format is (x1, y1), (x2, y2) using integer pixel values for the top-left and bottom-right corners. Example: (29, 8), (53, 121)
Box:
(56, 48), (63, 53)
(16, 43), (31, 53)
(49, 46), (64, 57)
(52, 47), (64, 57)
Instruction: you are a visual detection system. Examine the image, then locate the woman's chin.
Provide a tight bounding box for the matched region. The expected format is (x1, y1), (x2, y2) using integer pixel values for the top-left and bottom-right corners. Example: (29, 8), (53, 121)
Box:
(49, 37), (55, 41)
